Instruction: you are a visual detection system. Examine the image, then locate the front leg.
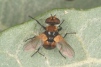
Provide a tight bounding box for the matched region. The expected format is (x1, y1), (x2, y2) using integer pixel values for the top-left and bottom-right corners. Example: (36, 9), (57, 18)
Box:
(29, 16), (46, 30)
(58, 26), (62, 31)
(58, 20), (64, 31)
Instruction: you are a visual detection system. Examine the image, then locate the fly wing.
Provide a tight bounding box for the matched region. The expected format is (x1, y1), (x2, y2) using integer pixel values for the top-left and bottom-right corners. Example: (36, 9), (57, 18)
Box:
(54, 35), (75, 58)
(24, 36), (43, 51)
(24, 33), (47, 51)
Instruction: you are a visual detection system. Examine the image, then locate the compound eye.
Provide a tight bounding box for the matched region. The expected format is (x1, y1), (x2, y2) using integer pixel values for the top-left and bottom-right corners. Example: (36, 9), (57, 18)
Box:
(45, 16), (60, 25)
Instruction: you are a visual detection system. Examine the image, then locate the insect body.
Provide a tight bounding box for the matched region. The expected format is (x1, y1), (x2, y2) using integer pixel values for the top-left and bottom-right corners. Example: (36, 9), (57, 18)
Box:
(24, 15), (75, 58)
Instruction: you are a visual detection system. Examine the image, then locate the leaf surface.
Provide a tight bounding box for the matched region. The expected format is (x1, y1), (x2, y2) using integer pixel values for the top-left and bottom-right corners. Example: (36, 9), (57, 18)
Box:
(0, 7), (101, 67)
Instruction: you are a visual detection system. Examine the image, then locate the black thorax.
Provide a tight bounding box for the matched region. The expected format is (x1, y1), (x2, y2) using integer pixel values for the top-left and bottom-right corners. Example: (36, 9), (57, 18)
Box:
(44, 31), (59, 42)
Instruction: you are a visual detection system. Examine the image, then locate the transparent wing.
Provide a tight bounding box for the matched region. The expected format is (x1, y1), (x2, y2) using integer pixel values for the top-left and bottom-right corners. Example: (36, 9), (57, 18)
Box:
(54, 35), (75, 58)
(24, 36), (43, 51)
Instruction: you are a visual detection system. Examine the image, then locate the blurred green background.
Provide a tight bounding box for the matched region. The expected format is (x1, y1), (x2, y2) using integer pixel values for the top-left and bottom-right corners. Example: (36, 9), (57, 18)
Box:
(0, 0), (101, 31)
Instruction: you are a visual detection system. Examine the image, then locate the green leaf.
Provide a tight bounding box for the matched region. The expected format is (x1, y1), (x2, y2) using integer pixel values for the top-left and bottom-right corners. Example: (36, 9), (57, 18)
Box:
(0, 7), (101, 67)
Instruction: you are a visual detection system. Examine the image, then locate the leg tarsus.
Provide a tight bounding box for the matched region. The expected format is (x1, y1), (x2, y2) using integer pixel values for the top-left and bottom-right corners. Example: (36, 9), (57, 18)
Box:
(24, 36), (35, 42)
(31, 48), (40, 57)
(38, 52), (47, 59)
(31, 51), (38, 57)
(63, 32), (76, 38)
(31, 48), (46, 59)
(59, 51), (66, 59)
(38, 52), (45, 57)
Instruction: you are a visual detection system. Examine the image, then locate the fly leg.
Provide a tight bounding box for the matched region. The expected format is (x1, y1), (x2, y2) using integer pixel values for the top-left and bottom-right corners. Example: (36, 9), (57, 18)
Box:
(63, 32), (76, 38)
(38, 52), (47, 59)
(59, 51), (66, 59)
(29, 16), (46, 30)
(31, 48), (40, 57)
(24, 36), (36, 42)
(31, 48), (46, 59)
(58, 20), (64, 31)
(59, 32), (76, 59)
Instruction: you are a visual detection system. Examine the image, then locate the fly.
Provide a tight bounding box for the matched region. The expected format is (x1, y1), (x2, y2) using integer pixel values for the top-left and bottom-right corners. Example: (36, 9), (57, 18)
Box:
(24, 15), (76, 59)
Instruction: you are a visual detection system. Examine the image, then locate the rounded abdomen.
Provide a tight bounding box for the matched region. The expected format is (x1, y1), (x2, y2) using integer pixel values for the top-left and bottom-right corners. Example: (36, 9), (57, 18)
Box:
(43, 41), (56, 49)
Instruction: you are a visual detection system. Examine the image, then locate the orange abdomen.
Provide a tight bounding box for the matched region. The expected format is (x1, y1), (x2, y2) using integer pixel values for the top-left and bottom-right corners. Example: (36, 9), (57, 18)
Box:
(43, 41), (56, 49)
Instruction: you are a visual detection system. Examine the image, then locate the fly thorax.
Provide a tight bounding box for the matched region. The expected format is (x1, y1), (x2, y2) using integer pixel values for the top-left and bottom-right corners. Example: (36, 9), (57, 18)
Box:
(44, 31), (59, 42)
(46, 25), (57, 32)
